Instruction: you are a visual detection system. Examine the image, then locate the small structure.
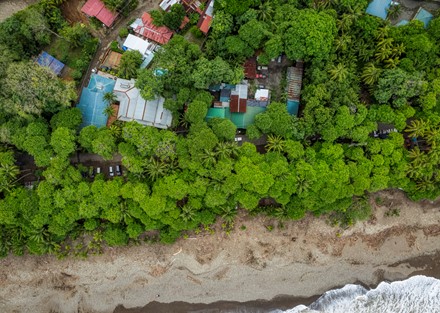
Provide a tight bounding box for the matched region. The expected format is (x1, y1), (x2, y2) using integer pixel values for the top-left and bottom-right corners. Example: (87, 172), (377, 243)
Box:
(101, 51), (122, 70)
(35, 51), (65, 76)
(131, 13), (173, 45)
(81, 0), (118, 27)
(206, 82), (269, 128)
(243, 57), (257, 79)
(286, 61), (304, 116)
(77, 74), (116, 128)
(122, 34), (157, 68)
(365, 0), (392, 20)
(182, 0), (204, 14)
(197, 0), (214, 34)
(113, 78), (173, 129)
(397, 7), (434, 28)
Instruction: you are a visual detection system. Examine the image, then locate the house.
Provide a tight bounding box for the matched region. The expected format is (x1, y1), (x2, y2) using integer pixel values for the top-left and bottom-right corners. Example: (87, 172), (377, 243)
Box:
(130, 13), (173, 45)
(122, 34), (157, 68)
(243, 57), (257, 79)
(206, 82), (270, 128)
(397, 7), (433, 28)
(77, 74), (116, 128)
(286, 61), (304, 116)
(182, 0), (204, 14)
(113, 78), (173, 129)
(35, 51), (65, 76)
(197, 0), (214, 34)
(81, 0), (118, 27)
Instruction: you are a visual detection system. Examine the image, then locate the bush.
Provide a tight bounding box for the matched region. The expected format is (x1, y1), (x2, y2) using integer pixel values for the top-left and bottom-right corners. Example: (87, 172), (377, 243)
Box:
(110, 41), (124, 53)
(103, 225), (128, 246)
(190, 25), (203, 38)
(119, 27), (129, 38)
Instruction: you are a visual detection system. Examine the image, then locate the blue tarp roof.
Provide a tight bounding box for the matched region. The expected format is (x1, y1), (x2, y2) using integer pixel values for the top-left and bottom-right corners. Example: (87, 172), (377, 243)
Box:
(414, 8), (433, 28)
(366, 0), (392, 20)
(77, 74), (116, 128)
(36, 51), (65, 76)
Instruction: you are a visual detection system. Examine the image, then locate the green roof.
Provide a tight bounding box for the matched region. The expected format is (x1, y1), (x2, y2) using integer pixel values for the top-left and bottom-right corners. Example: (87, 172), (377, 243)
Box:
(206, 106), (266, 129)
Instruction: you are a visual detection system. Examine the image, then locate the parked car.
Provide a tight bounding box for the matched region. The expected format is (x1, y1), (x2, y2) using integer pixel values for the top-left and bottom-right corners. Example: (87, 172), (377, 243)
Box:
(109, 166), (114, 177)
(89, 167), (95, 179)
(234, 137), (243, 142)
(257, 65), (268, 71)
(116, 165), (122, 176)
(256, 73), (267, 79)
(96, 167), (101, 174)
(277, 55), (282, 63)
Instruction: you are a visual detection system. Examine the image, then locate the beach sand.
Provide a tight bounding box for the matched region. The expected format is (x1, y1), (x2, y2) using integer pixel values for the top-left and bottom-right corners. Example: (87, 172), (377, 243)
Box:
(0, 190), (439, 313)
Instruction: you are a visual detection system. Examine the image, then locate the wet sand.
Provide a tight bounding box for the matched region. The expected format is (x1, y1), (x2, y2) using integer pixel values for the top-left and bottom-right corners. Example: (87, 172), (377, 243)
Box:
(114, 252), (440, 313)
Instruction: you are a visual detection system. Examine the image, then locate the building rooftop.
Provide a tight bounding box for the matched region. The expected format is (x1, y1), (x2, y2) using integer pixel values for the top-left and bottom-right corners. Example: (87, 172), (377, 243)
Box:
(197, 0), (214, 34)
(113, 78), (172, 129)
(35, 51), (65, 76)
(131, 13), (173, 45)
(365, 0), (392, 20)
(77, 74), (116, 128)
(81, 0), (118, 27)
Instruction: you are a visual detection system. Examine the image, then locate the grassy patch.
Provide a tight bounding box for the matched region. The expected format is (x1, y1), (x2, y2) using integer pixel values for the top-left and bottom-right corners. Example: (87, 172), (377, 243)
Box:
(46, 36), (82, 69)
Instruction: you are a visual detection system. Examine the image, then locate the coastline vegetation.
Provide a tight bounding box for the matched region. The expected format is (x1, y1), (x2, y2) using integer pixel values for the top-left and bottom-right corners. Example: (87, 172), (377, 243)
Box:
(0, 0), (440, 257)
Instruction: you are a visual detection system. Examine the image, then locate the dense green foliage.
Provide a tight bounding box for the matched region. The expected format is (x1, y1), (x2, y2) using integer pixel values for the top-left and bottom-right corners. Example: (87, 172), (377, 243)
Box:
(1, 0), (440, 257)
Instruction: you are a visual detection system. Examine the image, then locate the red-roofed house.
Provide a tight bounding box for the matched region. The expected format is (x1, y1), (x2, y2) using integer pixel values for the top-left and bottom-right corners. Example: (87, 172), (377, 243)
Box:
(197, 0), (214, 34)
(131, 13), (173, 45)
(81, 0), (118, 27)
(180, 16), (190, 30)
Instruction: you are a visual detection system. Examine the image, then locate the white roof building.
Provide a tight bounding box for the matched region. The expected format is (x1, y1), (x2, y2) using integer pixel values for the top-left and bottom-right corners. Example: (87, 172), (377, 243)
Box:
(122, 34), (156, 68)
(113, 78), (172, 129)
(255, 89), (270, 101)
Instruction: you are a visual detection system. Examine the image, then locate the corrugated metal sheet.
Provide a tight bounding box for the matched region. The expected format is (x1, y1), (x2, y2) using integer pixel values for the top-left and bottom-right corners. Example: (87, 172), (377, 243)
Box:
(81, 0), (118, 27)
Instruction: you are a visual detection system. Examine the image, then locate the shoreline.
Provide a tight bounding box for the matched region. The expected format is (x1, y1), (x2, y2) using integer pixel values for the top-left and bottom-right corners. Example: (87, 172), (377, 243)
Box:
(1, 190), (440, 313)
(114, 252), (440, 313)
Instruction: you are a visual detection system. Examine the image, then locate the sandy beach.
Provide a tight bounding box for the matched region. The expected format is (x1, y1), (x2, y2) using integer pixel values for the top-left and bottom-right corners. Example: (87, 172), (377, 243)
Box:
(0, 190), (439, 313)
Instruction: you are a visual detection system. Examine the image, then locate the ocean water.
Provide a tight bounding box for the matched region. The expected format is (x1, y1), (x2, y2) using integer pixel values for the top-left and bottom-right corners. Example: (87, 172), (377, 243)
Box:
(279, 276), (440, 313)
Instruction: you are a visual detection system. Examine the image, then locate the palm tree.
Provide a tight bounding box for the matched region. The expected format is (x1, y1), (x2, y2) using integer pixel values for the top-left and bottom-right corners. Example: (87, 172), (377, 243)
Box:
(103, 105), (116, 117)
(103, 92), (117, 105)
(144, 157), (168, 181)
(180, 205), (196, 223)
(375, 25), (390, 41)
(361, 63), (382, 86)
(334, 34), (352, 53)
(295, 175), (310, 194)
(384, 57), (400, 69)
(199, 149), (217, 167)
(425, 129), (440, 148)
(266, 134), (285, 153)
(216, 142), (239, 159)
(375, 46), (393, 62)
(408, 147), (424, 166)
(109, 124), (122, 138)
(329, 63), (349, 82)
(257, 1), (274, 22)
(220, 206), (237, 224)
(405, 120), (429, 138)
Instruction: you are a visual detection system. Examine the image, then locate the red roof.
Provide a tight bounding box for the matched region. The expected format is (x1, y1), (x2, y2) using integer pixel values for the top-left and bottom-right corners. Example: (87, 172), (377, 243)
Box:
(134, 12), (173, 45)
(180, 16), (190, 30)
(243, 58), (257, 79)
(81, 0), (117, 27)
(198, 15), (212, 34)
(230, 95), (247, 113)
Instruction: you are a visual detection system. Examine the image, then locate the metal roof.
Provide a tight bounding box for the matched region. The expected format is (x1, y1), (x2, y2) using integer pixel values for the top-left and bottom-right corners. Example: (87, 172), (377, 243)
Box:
(36, 51), (65, 76)
(81, 0), (118, 27)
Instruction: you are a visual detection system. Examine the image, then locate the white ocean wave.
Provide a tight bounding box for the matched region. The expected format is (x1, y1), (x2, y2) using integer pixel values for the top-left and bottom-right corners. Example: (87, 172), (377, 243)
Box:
(283, 276), (440, 313)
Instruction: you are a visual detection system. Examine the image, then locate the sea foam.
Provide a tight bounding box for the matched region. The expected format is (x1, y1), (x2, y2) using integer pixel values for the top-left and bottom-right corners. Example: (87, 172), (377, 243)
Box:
(281, 275), (440, 313)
